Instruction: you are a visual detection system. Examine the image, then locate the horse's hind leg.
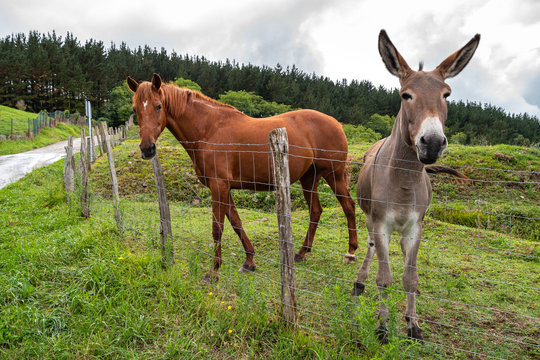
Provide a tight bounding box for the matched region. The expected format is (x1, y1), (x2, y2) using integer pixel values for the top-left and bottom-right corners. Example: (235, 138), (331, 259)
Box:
(295, 168), (323, 262)
(353, 215), (375, 295)
(225, 192), (256, 273)
(323, 169), (358, 263)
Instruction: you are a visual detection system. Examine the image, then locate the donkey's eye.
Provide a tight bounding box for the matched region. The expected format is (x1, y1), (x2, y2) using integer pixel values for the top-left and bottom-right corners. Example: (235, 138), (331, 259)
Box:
(401, 92), (413, 101)
(156, 104), (162, 111)
(443, 92), (451, 99)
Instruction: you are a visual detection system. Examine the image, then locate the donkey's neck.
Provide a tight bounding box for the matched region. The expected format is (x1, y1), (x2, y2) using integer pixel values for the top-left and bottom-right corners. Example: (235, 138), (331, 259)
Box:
(383, 112), (425, 186)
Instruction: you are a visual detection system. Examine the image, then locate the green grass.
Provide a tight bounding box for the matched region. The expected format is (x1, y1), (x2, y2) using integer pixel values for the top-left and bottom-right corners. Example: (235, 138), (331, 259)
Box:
(0, 129), (538, 359)
(0, 105), (39, 137)
(0, 122), (82, 155)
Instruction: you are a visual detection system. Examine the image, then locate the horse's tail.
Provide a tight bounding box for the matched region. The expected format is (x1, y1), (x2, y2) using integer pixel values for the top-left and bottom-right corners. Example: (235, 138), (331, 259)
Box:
(425, 165), (470, 184)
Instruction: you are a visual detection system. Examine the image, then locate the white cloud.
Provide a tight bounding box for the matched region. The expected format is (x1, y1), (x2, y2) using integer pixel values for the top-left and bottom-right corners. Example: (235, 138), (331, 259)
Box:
(0, 0), (538, 117)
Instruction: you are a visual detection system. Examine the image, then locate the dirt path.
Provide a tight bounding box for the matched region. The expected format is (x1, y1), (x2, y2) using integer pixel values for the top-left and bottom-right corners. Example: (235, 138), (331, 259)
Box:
(0, 138), (90, 189)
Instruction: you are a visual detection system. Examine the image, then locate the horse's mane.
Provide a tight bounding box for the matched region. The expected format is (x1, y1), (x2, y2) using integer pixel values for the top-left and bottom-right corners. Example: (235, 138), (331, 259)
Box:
(162, 83), (238, 117)
(133, 82), (239, 118)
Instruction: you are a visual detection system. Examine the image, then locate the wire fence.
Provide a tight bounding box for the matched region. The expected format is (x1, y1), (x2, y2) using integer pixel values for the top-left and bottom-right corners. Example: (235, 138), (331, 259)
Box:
(80, 130), (539, 359)
(0, 110), (85, 140)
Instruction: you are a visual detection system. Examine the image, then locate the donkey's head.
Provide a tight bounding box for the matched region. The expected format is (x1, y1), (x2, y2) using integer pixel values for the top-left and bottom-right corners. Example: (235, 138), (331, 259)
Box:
(379, 30), (480, 164)
(127, 73), (166, 160)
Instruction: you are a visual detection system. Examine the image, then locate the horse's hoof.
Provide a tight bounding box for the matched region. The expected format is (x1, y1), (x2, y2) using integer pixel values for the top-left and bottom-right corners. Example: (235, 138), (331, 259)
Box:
(407, 325), (424, 343)
(294, 253), (305, 262)
(238, 264), (256, 273)
(352, 281), (365, 296)
(344, 253), (357, 263)
(202, 272), (219, 284)
(376, 324), (389, 344)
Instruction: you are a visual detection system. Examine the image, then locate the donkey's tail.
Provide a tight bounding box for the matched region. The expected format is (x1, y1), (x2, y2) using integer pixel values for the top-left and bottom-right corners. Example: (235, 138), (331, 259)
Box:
(425, 165), (470, 184)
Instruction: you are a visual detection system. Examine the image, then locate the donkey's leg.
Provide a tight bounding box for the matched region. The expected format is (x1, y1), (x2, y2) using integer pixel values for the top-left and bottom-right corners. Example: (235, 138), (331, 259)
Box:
(295, 168), (323, 262)
(373, 222), (393, 343)
(353, 215), (376, 295)
(401, 224), (423, 342)
(225, 192), (256, 272)
(202, 181), (228, 283)
(323, 170), (358, 263)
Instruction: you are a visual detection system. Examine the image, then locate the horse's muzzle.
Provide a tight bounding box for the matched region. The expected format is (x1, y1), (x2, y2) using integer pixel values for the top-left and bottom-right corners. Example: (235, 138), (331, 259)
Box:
(140, 142), (156, 160)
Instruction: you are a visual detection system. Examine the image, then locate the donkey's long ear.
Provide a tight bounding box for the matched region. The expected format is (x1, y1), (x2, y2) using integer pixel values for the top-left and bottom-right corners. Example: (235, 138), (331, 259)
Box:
(152, 73), (162, 91)
(127, 76), (139, 92)
(378, 29), (412, 78)
(436, 34), (480, 79)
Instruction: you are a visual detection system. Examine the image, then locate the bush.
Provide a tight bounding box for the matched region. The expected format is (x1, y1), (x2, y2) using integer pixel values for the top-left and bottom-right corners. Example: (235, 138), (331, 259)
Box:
(342, 123), (381, 144)
(450, 132), (467, 145)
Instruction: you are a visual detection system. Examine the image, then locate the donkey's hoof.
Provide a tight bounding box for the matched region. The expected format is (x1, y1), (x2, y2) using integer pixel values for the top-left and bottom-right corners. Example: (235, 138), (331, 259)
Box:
(239, 263), (256, 273)
(344, 253), (357, 263)
(376, 324), (389, 344)
(294, 253), (305, 262)
(352, 281), (365, 296)
(202, 272), (219, 284)
(407, 325), (424, 343)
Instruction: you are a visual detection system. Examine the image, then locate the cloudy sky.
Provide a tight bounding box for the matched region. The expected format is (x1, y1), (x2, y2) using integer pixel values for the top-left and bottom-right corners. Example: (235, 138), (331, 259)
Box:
(1, 0), (539, 118)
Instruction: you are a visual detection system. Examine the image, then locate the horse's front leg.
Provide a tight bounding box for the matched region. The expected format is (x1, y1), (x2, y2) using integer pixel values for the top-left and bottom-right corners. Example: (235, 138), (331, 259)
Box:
(225, 192), (256, 273)
(401, 223), (423, 342)
(202, 181), (228, 283)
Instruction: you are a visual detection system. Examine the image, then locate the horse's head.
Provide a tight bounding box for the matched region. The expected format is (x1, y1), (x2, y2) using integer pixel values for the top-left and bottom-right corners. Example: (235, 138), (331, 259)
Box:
(378, 30), (480, 164)
(127, 73), (166, 160)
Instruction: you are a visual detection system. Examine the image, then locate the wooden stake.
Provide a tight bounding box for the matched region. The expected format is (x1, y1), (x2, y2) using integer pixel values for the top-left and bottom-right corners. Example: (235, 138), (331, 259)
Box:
(268, 127), (297, 327)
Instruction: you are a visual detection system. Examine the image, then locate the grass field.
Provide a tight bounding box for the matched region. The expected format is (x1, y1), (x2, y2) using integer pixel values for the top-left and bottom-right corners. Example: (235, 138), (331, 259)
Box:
(0, 105), (39, 137)
(0, 122), (82, 156)
(0, 128), (538, 359)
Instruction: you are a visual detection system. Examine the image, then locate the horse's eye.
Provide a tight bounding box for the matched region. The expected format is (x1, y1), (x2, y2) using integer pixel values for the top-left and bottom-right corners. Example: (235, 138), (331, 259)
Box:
(443, 92), (451, 99)
(156, 104), (162, 111)
(401, 92), (413, 101)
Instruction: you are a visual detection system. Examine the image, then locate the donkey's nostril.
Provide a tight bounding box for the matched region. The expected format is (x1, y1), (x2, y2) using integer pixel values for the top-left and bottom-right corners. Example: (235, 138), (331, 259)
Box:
(151, 143), (156, 150)
(442, 137), (448, 146)
(420, 136), (427, 145)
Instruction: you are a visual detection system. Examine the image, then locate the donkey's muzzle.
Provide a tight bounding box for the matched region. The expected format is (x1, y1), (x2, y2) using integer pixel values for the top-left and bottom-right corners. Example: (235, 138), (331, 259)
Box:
(140, 142), (156, 160)
(416, 134), (447, 164)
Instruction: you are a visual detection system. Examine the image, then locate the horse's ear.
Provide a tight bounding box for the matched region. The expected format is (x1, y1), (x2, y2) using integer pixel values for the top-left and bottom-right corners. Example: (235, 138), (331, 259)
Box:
(152, 73), (162, 91)
(378, 29), (412, 79)
(436, 34), (480, 79)
(127, 76), (139, 92)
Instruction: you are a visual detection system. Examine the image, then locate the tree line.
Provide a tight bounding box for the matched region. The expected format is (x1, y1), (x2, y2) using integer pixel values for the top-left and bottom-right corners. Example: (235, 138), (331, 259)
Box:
(0, 31), (538, 145)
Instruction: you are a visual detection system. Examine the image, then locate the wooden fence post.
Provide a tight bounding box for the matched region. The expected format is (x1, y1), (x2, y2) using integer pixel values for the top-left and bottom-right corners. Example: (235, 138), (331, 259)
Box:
(79, 129), (89, 218)
(99, 121), (122, 230)
(63, 135), (76, 199)
(151, 153), (174, 267)
(268, 127), (298, 328)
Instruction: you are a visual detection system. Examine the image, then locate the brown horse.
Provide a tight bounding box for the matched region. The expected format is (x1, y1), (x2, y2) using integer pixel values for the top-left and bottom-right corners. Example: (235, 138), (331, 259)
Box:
(353, 30), (480, 342)
(127, 74), (358, 281)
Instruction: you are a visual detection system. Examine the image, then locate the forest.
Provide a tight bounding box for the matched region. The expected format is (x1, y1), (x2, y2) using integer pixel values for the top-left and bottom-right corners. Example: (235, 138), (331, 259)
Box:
(0, 31), (538, 146)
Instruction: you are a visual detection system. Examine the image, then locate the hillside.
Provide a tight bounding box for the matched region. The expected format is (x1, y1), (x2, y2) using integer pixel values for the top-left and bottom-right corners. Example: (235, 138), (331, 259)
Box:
(0, 105), (39, 138)
(0, 129), (537, 359)
(90, 130), (539, 241)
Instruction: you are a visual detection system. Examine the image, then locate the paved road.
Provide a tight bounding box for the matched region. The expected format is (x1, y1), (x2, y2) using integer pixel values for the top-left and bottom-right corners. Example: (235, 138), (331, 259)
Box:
(0, 138), (89, 189)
